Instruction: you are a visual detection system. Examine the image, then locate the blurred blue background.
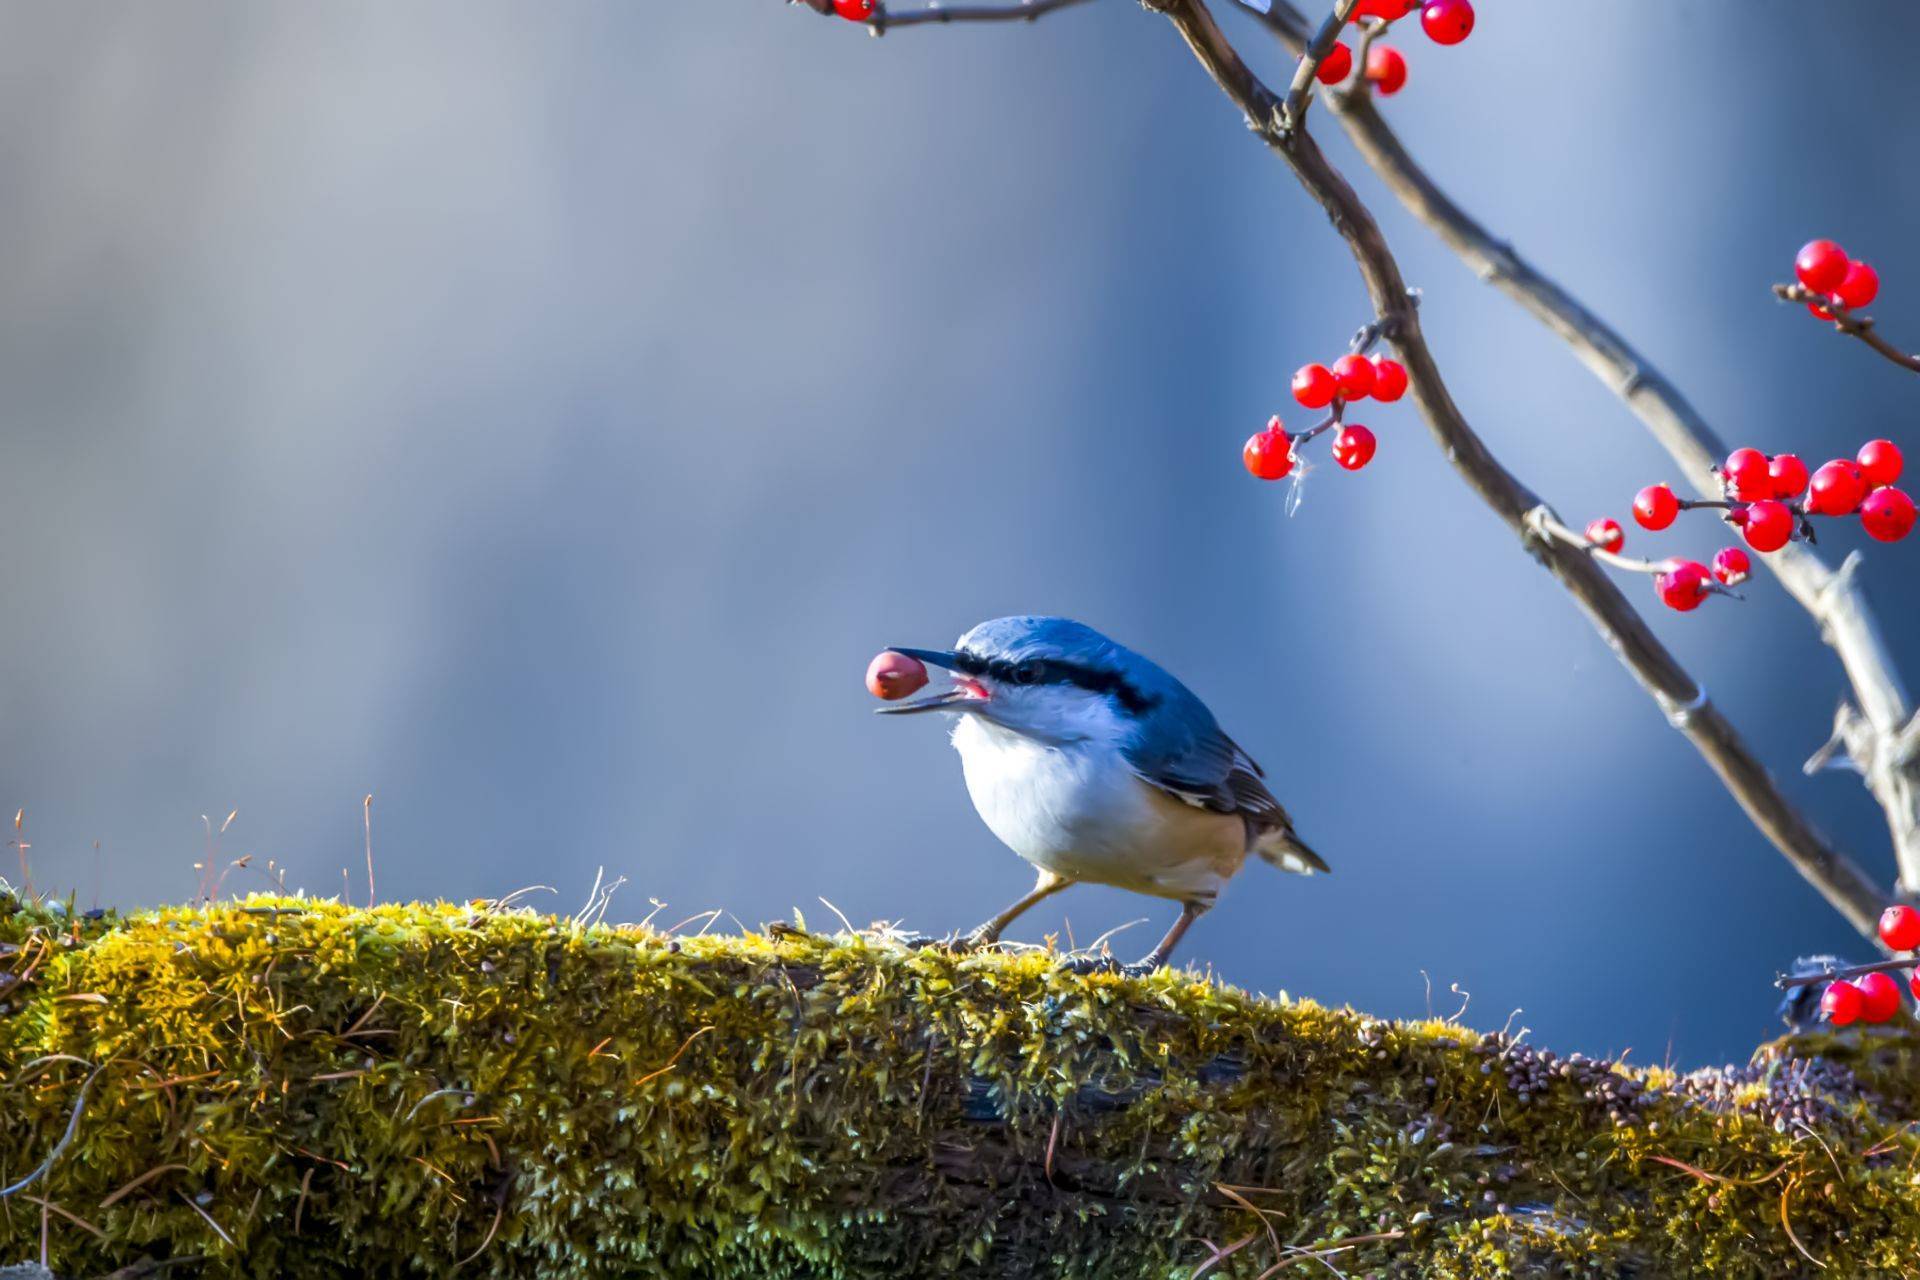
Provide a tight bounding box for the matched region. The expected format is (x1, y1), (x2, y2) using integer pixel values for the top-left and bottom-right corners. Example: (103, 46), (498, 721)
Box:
(1, 1), (1915, 1064)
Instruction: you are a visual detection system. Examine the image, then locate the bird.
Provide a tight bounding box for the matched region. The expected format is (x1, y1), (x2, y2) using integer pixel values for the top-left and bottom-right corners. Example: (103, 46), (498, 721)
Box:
(876, 615), (1325, 974)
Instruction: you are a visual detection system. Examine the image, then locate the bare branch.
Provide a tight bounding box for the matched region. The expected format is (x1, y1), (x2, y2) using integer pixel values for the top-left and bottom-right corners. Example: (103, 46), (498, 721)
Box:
(1243, 0), (1920, 897)
(1150, 0), (1889, 939)
(1774, 955), (1912, 991)
(871, 0), (1099, 30)
(1772, 282), (1920, 375)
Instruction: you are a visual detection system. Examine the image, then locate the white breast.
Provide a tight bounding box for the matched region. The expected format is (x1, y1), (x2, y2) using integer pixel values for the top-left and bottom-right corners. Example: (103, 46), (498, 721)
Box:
(950, 714), (1245, 905)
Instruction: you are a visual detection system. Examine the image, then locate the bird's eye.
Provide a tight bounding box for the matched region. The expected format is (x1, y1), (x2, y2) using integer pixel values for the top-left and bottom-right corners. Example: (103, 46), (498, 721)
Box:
(1011, 660), (1043, 685)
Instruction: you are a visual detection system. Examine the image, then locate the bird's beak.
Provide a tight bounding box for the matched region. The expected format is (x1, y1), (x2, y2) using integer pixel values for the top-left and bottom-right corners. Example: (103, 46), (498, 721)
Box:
(873, 647), (991, 715)
(884, 647), (963, 670)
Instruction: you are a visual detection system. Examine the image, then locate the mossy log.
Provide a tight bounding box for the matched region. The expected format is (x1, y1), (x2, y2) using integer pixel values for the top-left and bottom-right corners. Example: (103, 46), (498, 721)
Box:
(1, 897), (1917, 1278)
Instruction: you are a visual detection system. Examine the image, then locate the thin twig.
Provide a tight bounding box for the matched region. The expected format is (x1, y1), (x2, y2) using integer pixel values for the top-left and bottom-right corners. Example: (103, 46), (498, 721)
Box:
(872, 0), (1097, 30)
(2, 1063), (104, 1199)
(1152, 0), (1889, 937)
(1773, 282), (1920, 374)
(363, 794), (376, 908)
(1774, 955), (1913, 991)
(176, 1191), (235, 1248)
(1278, 0), (1359, 133)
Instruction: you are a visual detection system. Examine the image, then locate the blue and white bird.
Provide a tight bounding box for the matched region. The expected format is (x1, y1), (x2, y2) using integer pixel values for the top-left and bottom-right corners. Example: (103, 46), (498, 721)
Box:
(878, 616), (1326, 973)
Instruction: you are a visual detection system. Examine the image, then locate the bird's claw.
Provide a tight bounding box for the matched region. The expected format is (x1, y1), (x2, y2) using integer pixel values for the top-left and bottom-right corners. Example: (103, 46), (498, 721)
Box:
(1060, 954), (1164, 977)
(895, 930), (983, 954)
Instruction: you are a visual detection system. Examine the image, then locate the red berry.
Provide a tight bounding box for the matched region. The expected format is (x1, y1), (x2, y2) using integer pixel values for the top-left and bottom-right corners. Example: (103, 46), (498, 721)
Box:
(1365, 44), (1408, 95)
(1632, 484), (1680, 531)
(1861, 486), (1917, 542)
(1584, 518), (1625, 553)
(1833, 260), (1879, 310)
(1721, 448), (1772, 501)
(1654, 558), (1710, 612)
(1292, 364), (1338, 410)
(1795, 240), (1850, 295)
(1808, 300), (1835, 321)
(1331, 353), (1376, 400)
(1317, 41), (1354, 85)
(1808, 460), (1867, 516)
(1351, 0), (1418, 18)
(1858, 970), (1903, 1023)
(1369, 357), (1408, 402)
(1331, 424), (1377, 471)
(1858, 439), (1904, 488)
(1711, 546), (1750, 587)
(1420, 0), (1474, 44)
(1880, 904), (1920, 952)
(1736, 499), (1794, 553)
(1910, 973), (1920, 1002)
(1769, 453), (1810, 501)
(832, 0), (876, 17)
(1821, 979), (1863, 1025)
(1243, 420), (1294, 481)
(866, 650), (928, 701)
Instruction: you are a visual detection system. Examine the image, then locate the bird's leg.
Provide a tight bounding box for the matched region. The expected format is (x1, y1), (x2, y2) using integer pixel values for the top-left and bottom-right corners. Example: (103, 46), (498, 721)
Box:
(958, 869), (1071, 951)
(1064, 901), (1208, 977)
(1121, 901), (1206, 975)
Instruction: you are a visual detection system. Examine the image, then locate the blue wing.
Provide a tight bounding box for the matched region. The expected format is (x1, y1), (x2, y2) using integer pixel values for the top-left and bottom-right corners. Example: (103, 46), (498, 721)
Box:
(1120, 675), (1328, 873)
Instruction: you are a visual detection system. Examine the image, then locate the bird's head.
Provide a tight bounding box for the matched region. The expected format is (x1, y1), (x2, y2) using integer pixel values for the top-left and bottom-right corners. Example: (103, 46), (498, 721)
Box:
(875, 616), (1163, 743)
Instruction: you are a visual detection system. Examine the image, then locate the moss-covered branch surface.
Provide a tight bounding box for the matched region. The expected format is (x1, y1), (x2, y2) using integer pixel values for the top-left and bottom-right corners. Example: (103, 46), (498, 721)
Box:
(1, 896), (1917, 1278)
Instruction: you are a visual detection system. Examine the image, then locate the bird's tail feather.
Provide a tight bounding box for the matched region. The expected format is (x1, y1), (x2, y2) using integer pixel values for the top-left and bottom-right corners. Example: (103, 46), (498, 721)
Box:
(1254, 824), (1329, 876)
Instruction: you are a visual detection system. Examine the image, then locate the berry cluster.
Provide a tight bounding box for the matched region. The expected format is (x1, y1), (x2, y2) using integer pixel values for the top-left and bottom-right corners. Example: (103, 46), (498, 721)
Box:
(1587, 438), (1911, 612)
(1242, 351), (1407, 482)
(1315, 0), (1473, 97)
(1816, 906), (1920, 1027)
(1794, 239), (1880, 319)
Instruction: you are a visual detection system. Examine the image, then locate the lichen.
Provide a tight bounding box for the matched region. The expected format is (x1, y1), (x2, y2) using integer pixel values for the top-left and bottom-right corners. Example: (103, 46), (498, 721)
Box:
(0, 894), (1916, 1277)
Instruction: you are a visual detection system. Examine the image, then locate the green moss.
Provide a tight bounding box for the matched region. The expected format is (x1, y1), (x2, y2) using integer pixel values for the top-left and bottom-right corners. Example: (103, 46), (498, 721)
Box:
(0, 895), (1915, 1277)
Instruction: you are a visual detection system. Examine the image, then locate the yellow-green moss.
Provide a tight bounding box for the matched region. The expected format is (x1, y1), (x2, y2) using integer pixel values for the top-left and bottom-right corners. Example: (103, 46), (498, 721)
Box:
(0, 894), (1916, 1278)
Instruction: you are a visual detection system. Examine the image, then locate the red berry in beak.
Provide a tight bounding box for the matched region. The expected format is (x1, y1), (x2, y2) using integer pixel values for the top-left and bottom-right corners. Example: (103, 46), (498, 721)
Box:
(866, 651), (930, 701)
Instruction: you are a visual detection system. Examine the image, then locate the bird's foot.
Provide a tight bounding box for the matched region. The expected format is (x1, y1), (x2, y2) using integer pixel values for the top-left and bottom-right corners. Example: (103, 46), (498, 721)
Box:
(893, 930), (983, 954)
(1060, 953), (1165, 977)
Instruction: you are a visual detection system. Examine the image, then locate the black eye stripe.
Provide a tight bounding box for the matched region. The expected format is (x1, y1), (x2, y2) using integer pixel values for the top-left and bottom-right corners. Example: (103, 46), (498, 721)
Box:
(955, 651), (1161, 716)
